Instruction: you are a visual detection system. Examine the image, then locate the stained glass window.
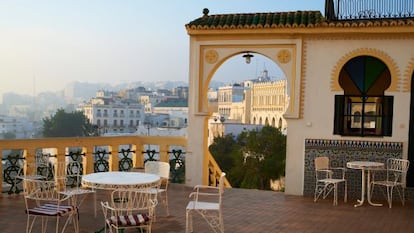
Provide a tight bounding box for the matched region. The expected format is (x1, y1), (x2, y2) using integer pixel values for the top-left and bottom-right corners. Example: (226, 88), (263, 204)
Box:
(334, 56), (393, 136)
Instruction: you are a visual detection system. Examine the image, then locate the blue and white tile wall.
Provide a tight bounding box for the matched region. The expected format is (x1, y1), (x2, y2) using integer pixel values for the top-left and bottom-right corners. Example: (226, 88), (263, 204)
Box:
(304, 139), (403, 200)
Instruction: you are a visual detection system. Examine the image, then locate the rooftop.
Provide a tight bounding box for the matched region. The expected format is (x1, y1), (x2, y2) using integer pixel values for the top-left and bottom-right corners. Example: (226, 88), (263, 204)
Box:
(2, 183), (414, 233)
(186, 8), (414, 31)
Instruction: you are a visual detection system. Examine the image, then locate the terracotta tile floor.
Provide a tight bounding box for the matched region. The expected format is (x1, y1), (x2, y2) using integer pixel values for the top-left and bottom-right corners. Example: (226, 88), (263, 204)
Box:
(1, 183), (414, 233)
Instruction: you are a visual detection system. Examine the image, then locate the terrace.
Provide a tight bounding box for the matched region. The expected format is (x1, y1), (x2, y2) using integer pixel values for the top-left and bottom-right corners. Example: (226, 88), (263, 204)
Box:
(1, 136), (414, 232)
(1, 183), (414, 233)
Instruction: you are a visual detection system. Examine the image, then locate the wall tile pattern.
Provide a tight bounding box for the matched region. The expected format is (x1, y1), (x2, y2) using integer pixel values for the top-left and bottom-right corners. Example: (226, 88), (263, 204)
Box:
(304, 139), (404, 200)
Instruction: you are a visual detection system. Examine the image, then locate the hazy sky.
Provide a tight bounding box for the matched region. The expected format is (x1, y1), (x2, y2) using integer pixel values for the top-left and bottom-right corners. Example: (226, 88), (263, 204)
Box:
(0, 1), (324, 96)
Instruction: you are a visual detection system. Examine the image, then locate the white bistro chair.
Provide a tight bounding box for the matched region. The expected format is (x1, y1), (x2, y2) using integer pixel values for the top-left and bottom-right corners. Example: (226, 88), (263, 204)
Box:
(371, 158), (410, 208)
(101, 187), (158, 233)
(53, 161), (97, 216)
(186, 172), (225, 233)
(144, 161), (170, 218)
(314, 156), (347, 206)
(23, 179), (79, 233)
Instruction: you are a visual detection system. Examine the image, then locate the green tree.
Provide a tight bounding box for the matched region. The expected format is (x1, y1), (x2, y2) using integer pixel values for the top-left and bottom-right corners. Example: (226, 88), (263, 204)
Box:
(42, 109), (96, 137)
(209, 134), (245, 188)
(209, 126), (286, 190)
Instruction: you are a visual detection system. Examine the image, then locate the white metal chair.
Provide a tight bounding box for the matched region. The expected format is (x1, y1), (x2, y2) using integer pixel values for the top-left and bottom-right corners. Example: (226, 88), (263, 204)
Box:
(101, 187), (158, 233)
(23, 179), (79, 233)
(314, 156), (347, 206)
(186, 172), (225, 233)
(144, 161), (170, 218)
(370, 158), (410, 208)
(54, 161), (97, 215)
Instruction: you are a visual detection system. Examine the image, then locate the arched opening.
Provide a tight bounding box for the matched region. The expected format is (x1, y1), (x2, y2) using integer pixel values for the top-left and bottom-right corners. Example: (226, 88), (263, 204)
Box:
(334, 55), (393, 137)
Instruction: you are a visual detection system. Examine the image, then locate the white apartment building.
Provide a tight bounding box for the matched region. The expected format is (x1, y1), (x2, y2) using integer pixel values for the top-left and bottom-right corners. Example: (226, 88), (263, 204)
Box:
(217, 84), (244, 121)
(0, 115), (34, 139)
(249, 78), (289, 129)
(152, 99), (188, 128)
(81, 90), (144, 134)
(216, 69), (289, 129)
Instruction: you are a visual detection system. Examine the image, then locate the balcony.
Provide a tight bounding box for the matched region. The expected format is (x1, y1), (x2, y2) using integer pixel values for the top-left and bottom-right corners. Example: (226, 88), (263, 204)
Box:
(326, 0), (414, 20)
(0, 182), (413, 232)
(0, 135), (227, 195)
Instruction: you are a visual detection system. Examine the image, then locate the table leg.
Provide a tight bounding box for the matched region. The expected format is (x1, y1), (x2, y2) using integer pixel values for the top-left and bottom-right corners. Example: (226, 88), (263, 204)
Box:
(354, 169), (366, 207)
(367, 170), (383, 206)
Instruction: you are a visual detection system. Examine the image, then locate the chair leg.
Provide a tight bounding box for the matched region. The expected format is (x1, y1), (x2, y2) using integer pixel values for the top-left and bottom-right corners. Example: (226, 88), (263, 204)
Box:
(344, 181), (347, 203)
(165, 194), (169, 216)
(333, 183), (338, 206)
(386, 186), (393, 208)
(185, 210), (192, 233)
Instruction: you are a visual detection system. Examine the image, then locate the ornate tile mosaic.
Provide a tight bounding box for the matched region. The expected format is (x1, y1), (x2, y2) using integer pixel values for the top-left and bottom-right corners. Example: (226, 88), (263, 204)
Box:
(304, 139), (403, 200)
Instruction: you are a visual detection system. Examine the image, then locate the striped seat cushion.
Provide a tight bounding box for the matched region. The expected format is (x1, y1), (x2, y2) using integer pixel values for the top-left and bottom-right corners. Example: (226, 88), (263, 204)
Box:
(106, 213), (150, 226)
(26, 203), (76, 216)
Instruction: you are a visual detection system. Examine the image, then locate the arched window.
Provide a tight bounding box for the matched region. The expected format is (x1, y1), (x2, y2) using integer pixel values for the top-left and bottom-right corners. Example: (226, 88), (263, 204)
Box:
(334, 56), (393, 136)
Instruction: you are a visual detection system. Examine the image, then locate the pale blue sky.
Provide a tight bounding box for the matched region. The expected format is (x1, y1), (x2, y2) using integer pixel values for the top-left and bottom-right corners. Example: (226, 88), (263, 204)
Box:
(0, 1), (324, 95)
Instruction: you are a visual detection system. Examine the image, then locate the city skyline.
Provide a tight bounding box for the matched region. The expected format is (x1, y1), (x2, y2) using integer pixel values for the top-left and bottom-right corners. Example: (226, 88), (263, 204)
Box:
(0, 1), (324, 96)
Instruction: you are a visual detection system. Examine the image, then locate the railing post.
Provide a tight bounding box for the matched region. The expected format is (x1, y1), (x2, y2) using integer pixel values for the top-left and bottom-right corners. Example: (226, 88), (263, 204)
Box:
(83, 146), (94, 174)
(133, 143), (145, 168)
(159, 144), (169, 163)
(108, 145), (119, 171)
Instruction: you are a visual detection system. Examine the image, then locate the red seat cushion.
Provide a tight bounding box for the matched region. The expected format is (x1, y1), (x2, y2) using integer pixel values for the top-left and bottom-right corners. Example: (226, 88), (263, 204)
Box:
(106, 213), (150, 226)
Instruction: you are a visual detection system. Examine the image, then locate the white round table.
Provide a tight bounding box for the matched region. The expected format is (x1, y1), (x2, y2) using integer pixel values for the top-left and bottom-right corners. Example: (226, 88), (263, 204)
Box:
(346, 161), (384, 207)
(81, 171), (160, 190)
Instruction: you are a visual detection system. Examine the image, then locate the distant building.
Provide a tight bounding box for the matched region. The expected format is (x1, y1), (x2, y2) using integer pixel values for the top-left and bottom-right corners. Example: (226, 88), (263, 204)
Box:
(248, 76), (288, 129)
(80, 90), (144, 134)
(152, 98), (188, 128)
(217, 84), (244, 121)
(0, 115), (34, 139)
(216, 69), (289, 129)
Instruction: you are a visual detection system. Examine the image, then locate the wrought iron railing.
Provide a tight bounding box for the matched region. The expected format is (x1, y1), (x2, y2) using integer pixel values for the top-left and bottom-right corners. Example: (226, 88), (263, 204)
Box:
(0, 135), (187, 194)
(325, 0), (414, 20)
(1, 135), (230, 195)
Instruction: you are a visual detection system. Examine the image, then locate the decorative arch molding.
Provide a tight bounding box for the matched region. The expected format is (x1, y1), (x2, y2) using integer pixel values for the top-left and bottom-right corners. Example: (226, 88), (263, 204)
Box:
(402, 58), (414, 92)
(195, 40), (302, 119)
(330, 48), (400, 92)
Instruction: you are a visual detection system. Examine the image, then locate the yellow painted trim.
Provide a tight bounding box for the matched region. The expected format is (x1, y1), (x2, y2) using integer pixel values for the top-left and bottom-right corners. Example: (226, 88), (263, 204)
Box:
(290, 45), (297, 116)
(300, 39), (307, 118)
(197, 44), (297, 117)
(203, 114), (211, 185)
(187, 23), (414, 36)
(330, 48), (401, 92)
(402, 58), (414, 92)
(198, 47), (204, 112)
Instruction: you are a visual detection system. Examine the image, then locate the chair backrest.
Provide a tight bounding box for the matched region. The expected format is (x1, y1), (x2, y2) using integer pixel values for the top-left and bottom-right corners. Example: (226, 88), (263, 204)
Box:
(111, 188), (156, 213)
(51, 160), (84, 190)
(145, 161), (170, 179)
(23, 160), (54, 180)
(386, 158), (410, 185)
(314, 156), (329, 171)
(24, 179), (60, 201)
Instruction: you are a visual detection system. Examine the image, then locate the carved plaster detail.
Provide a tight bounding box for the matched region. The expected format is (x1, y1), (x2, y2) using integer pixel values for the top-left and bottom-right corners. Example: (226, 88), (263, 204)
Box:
(277, 49), (291, 64)
(300, 42), (308, 118)
(330, 48), (401, 92)
(402, 58), (414, 92)
(205, 49), (218, 64)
